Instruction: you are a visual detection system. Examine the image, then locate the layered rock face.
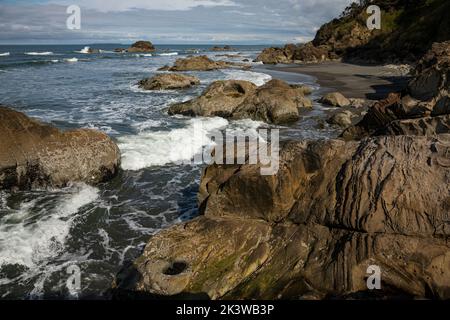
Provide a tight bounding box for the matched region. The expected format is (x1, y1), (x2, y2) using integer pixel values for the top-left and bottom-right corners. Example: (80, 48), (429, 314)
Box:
(159, 55), (247, 72)
(116, 135), (450, 299)
(0, 106), (121, 190)
(138, 74), (200, 90)
(342, 41), (450, 139)
(127, 41), (155, 53)
(168, 79), (312, 124)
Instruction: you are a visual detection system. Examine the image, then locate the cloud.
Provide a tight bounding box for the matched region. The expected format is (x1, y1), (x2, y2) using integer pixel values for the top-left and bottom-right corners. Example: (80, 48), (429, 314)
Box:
(56, 0), (238, 12)
(0, 0), (357, 44)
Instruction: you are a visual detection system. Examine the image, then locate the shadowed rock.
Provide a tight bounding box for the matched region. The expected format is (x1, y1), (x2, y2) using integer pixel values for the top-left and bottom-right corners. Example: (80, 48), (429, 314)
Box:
(343, 41), (450, 139)
(0, 106), (121, 190)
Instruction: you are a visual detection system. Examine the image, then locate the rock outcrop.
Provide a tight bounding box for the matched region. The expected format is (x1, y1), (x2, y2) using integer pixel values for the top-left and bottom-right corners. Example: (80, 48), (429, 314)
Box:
(115, 134), (450, 299)
(0, 106), (121, 190)
(159, 55), (248, 72)
(168, 79), (312, 124)
(127, 41), (155, 53)
(255, 43), (331, 65)
(138, 74), (200, 90)
(343, 41), (450, 139)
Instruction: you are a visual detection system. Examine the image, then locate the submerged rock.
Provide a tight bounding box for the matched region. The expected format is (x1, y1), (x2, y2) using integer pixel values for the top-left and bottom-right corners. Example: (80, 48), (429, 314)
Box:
(127, 41), (155, 53)
(138, 74), (200, 90)
(115, 134), (450, 299)
(168, 79), (312, 124)
(0, 106), (121, 190)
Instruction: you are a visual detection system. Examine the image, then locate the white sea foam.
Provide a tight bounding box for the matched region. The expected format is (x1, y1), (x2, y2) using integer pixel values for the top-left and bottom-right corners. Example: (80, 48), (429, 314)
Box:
(158, 52), (178, 56)
(118, 117), (229, 170)
(0, 183), (99, 268)
(0, 52), (10, 57)
(25, 52), (54, 56)
(221, 69), (272, 86)
(77, 46), (91, 54)
(133, 119), (163, 132)
(134, 53), (153, 57)
(64, 57), (78, 63)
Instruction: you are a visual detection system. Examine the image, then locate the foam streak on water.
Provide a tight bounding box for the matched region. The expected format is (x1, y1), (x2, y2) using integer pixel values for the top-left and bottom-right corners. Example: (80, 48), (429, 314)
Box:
(0, 183), (99, 268)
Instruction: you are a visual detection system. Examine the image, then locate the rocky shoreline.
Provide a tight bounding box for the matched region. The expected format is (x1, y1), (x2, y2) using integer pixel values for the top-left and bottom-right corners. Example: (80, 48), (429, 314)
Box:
(1, 30), (448, 299)
(113, 41), (450, 299)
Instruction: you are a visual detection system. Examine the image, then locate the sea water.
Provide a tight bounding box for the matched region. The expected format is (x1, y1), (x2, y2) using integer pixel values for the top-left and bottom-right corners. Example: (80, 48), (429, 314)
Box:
(0, 44), (338, 298)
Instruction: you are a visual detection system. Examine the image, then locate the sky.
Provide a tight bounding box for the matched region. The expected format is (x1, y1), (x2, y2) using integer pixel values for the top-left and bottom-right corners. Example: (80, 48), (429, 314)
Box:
(0, 0), (356, 45)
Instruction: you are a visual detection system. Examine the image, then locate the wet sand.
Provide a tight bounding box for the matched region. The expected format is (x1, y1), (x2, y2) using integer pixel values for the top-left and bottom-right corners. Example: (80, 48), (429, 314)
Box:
(271, 61), (411, 100)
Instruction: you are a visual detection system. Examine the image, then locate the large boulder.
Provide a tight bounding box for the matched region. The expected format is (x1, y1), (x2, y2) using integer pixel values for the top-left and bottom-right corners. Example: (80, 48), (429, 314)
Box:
(231, 79), (311, 124)
(160, 55), (246, 72)
(168, 80), (257, 118)
(138, 74), (200, 90)
(168, 79), (312, 124)
(115, 134), (450, 299)
(127, 41), (155, 53)
(0, 106), (121, 190)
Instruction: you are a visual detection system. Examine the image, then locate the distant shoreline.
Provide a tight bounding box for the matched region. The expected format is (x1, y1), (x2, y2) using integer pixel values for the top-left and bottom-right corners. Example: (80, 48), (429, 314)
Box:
(270, 61), (411, 100)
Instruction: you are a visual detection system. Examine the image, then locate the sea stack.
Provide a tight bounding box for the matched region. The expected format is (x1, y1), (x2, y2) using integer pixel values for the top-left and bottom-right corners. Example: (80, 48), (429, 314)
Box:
(127, 41), (156, 53)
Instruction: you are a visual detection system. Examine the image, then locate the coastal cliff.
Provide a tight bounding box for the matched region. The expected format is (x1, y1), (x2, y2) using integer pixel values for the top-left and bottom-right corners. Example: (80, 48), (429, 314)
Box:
(256, 0), (450, 64)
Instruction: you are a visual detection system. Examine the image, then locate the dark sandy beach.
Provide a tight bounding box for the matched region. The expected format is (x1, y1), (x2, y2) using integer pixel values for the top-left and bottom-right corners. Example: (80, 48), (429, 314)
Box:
(272, 61), (411, 100)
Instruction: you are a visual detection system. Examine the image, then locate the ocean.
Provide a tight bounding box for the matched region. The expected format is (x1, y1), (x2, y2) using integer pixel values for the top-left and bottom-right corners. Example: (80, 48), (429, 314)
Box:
(0, 44), (339, 298)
